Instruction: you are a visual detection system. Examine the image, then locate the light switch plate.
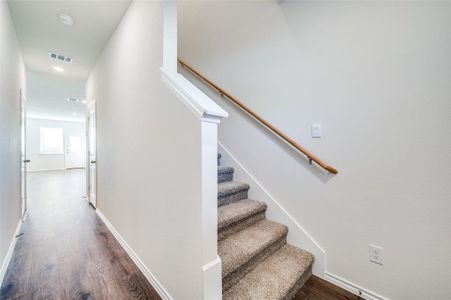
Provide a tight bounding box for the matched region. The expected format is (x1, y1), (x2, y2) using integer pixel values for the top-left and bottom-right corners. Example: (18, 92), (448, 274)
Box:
(311, 123), (322, 138)
(369, 244), (383, 265)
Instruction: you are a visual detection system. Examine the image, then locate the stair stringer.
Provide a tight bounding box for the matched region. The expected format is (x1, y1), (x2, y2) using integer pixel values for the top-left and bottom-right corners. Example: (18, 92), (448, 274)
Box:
(218, 142), (326, 276)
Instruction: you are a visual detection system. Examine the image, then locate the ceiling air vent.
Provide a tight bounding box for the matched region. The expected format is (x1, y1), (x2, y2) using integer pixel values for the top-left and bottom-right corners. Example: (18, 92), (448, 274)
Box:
(49, 51), (72, 63)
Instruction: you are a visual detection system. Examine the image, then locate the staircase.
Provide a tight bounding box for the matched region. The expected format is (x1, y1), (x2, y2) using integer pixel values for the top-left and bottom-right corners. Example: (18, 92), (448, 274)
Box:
(217, 153), (314, 299)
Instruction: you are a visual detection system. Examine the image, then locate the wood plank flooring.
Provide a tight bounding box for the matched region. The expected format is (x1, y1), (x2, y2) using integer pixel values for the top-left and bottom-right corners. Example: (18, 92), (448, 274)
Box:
(0, 169), (160, 300)
(296, 275), (363, 300)
(1, 169), (361, 300)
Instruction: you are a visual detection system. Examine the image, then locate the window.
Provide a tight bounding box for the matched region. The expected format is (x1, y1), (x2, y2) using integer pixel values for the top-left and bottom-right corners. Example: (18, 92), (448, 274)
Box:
(40, 127), (64, 154)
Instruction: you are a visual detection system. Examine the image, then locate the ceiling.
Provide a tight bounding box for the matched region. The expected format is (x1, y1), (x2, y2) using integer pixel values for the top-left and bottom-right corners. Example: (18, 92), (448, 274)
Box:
(8, 0), (131, 79)
(26, 70), (86, 122)
(8, 0), (131, 121)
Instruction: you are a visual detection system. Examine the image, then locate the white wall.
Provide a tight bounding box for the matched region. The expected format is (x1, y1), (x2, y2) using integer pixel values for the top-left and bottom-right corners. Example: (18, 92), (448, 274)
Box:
(26, 118), (86, 172)
(0, 0), (26, 281)
(86, 1), (206, 298)
(179, 1), (451, 299)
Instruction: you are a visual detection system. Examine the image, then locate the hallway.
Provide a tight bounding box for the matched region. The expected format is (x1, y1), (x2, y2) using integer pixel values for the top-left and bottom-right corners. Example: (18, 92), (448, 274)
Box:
(0, 170), (160, 300)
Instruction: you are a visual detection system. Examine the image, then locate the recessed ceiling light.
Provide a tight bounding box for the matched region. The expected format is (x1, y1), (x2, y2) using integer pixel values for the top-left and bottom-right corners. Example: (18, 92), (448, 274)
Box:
(59, 13), (74, 26)
(72, 112), (77, 116)
(81, 100), (87, 104)
(53, 66), (64, 72)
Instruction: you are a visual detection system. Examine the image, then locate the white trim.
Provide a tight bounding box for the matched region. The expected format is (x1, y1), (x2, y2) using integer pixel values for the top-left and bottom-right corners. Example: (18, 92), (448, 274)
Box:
(161, 5), (225, 298)
(95, 210), (173, 300)
(22, 210), (28, 222)
(20, 88), (28, 219)
(87, 101), (97, 208)
(39, 152), (64, 155)
(218, 142), (326, 276)
(0, 220), (23, 286)
(325, 272), (389, 300)
(27, 115), (85, 123)
(202, 256), (222, 300)
(27, 168), (66, 173)
(200, 121), (222, 300)
(161, 68), (228, 120)
(162, 1), (178, 75)
(161, 0), (226, 121)
(202, 256), (221, 272)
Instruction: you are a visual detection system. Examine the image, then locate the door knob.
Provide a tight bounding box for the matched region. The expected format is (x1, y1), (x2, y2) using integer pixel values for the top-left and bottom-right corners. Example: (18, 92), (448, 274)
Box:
(90, 160), (96, 164)
(23, 159), (30, 163)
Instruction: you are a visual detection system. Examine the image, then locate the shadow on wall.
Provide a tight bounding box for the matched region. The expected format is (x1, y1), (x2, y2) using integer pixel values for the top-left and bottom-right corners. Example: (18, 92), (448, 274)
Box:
(230, 101), (335, 184)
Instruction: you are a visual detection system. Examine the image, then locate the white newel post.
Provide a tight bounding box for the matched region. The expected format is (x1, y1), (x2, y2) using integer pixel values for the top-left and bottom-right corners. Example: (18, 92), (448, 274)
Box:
(162, 1), (228, 299)
(200, 117), (223, 300)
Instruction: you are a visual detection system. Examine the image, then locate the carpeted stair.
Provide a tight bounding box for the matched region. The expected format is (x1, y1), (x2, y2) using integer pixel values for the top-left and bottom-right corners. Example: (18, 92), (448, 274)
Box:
(217, 153), (314, 299)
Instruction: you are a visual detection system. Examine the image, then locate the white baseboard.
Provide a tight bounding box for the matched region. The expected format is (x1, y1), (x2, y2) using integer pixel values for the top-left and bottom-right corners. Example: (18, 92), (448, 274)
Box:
(27, 168), (66, 173)
(218, 142), (326, 276)
(28, 168), (85, 173)
(325, 272), (389, 300)
(95, 210), (173, 300)
(0, 219), (23, 286)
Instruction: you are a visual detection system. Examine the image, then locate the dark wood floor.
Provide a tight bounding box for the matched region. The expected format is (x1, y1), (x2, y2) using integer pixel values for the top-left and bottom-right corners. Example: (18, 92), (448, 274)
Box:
(0, 169), (160, 300)
(1, 169), (360, 300)
(296, 275), (363, 300)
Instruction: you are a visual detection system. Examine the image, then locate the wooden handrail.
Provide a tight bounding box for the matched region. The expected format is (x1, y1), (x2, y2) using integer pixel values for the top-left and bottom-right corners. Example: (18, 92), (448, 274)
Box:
(178, 58), (338, 174)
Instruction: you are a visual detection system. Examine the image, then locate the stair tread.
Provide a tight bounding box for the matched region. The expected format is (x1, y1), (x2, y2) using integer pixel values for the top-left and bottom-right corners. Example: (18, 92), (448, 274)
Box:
(218, 181), (249, 196)
(223, 244), (314, 300)
(218, 166), (234, 174)
(219, 219), (288, 278)
(218, 199), (267, 230)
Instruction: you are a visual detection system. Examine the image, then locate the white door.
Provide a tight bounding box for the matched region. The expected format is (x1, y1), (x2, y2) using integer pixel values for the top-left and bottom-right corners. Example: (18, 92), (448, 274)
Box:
(65, 135), (86, 169)
(87, 102), (97, 207)
(20, 89), (29, 218)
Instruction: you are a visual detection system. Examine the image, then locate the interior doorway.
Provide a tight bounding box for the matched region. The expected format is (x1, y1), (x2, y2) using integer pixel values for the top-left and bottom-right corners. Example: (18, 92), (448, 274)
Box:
(20, 88), (29, 219)
(23, 70), (88, 219)
(65, 134), (86, 169)
(87, 101), (97, 208)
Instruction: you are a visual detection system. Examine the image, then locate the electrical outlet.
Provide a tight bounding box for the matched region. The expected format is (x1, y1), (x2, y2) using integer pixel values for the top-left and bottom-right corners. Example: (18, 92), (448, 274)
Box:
(369, 244), (383, 265)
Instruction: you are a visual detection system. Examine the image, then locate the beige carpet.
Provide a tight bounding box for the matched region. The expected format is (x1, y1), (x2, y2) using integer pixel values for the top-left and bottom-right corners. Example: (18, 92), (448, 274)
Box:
(217, 153), (314, 299)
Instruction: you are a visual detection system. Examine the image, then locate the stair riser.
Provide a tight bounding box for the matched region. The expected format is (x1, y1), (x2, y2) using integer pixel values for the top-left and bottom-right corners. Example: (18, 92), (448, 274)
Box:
(219, 211), (266, 241)
(218, 172), (233, 183)
(223, 236), (287, 291)
(218, 190), (248, 207)
(284, 266), (312, 300)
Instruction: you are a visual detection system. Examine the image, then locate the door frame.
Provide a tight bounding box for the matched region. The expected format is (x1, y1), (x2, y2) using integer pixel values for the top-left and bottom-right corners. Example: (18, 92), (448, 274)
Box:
(86, 101), (97, 208)
(20, 88), (28, 219)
